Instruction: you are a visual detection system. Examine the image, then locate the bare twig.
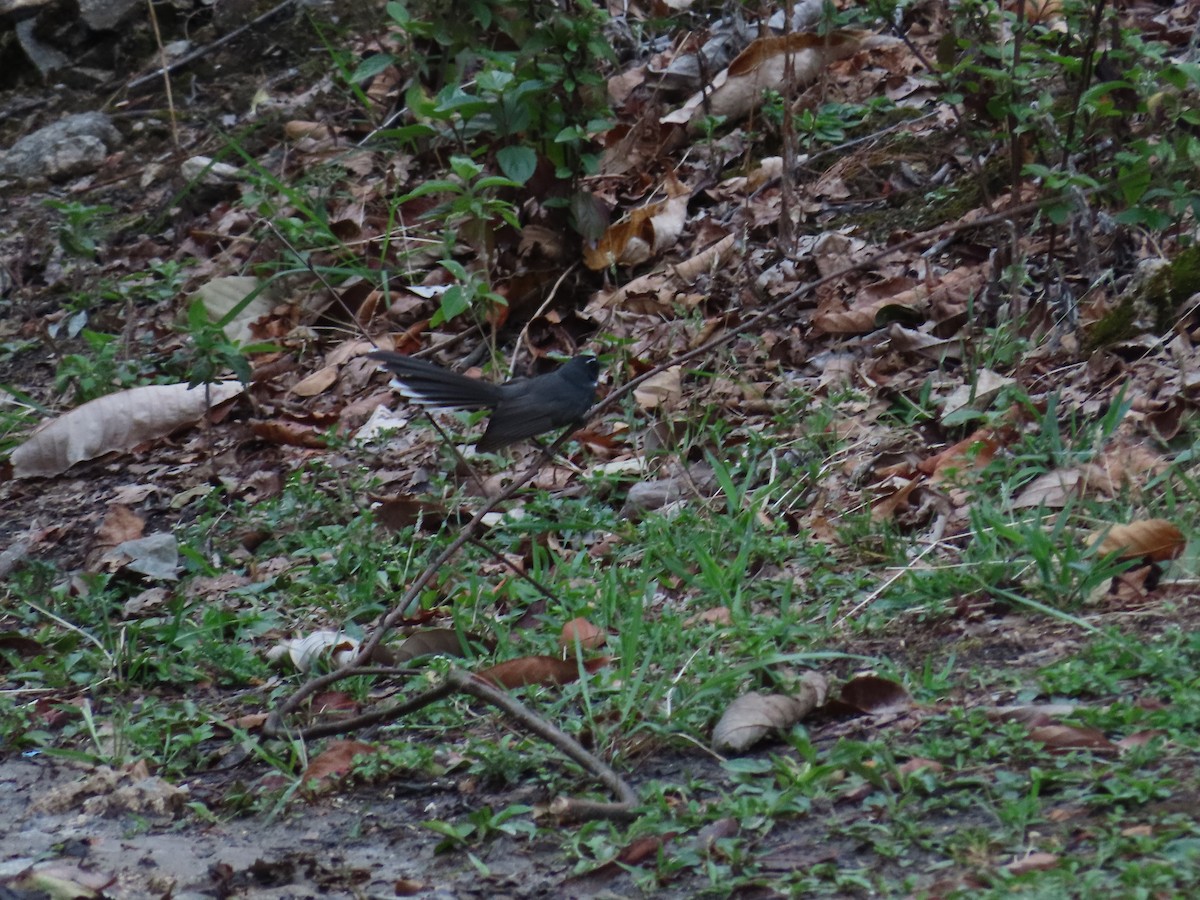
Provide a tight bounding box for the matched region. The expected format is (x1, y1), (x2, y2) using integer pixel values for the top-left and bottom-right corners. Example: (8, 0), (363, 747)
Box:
(267, 665), (636, 819)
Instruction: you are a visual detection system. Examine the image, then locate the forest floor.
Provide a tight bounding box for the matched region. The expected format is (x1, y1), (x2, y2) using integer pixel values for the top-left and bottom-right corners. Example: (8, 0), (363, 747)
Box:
(3, 0), (1200, 897)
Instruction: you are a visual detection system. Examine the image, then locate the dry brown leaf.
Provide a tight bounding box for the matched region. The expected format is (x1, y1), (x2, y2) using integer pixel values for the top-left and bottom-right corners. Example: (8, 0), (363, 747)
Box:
(194, 275), (274, 345)
(812, 288), (900, 334)
(290, 364), (340, 397)
(1012, 468), (1084, 509)
(838, 675), (911, 715)
(1087, 519), (1185, 562)
(634, 366), (683, 410)
(712, 672), (827, 753)
(685, 606), (732, 626)
(918, 428), (997, 480)
(94, 504), (145, 550)
(1028, 724), (1117, 752)
(713, 692), (808, 753)
(393, 629), (467, 663)
(249, 420), (327, 448)
(1004, 853), (1060, 875)
(585, 270), (676, 314)
(870, 476), (921, 522)
(940, 369), (1015, 418)
(10, 382), (245, 478)
(662, 31), (874, 130)
(714, 157), (784, 195)
(284, 120), (334, 140)
(479, 654), (609, 688)
(302, 740), (377, 786)
(886, 323), (958, 358)
(560, 617), (607, 650)
(673, 234), (738, 282)
(583, 171), (690, 270)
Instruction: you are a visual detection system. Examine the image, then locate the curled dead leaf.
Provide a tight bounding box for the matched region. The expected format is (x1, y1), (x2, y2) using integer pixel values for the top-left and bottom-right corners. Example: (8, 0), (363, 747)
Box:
(560, 617), (607, 650)
(583, 172), (690, 270)
(839, 675), (911, 715)
(713, 673), (827, 753)
(1087, 519), (1185, 562)
(268, 630), (360, 672)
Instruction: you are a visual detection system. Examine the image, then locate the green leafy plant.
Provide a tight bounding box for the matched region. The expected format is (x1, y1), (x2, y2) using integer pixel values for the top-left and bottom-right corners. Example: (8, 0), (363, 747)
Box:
(44, 200), (115, 260)
(422, 803), (538, 851)
(368, 0), (613, 185)
(171, 298), (261, 386)
(54, 330), (148, 402)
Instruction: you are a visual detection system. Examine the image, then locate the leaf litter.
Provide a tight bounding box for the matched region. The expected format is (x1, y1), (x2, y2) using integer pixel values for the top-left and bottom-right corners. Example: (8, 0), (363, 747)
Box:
(3, 0), (1200, 895)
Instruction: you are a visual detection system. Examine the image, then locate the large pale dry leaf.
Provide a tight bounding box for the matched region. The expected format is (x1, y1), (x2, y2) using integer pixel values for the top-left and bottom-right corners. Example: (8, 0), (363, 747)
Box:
(100, 533), (180, 581)
(1086, 519), (1185, 562)
(10, 382), (244, 478)
(267, 630), (359, 672)
(662, 31), (874, 131)
(712, 673), (827, 753)
(886, 323), (958, 359)
(1012, 468), (1083, 509)
(194, 275), (274, 344)
(634, 366), (683, 410)
(713, 692), (808, 753)
(940, 369), (1014, 419)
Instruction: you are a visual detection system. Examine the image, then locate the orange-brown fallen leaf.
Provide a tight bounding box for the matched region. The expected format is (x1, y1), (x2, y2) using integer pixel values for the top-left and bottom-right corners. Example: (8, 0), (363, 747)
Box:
(1004, 852), (1060, 875)
(479, 654), (610, 688)
(560, 617), (607, 650)
(1087, 519), (1185, 562)
(302, 740), (377, 786)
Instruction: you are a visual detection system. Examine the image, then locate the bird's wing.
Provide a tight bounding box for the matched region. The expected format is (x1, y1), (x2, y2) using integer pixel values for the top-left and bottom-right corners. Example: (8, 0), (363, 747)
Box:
(476, 409), (561, 451)
(369, 351), (503, 410)
(476, 386), (579, 451)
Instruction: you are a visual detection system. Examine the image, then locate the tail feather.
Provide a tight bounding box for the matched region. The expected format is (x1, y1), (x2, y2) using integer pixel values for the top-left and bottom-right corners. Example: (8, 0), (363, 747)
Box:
(369, 351), (503, 410)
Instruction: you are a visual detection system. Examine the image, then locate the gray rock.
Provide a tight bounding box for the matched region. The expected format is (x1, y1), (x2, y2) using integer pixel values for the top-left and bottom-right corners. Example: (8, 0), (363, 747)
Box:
(0, 111), (122, 183)
(15, 17), (70, 76)
(77, 0), (142, 30)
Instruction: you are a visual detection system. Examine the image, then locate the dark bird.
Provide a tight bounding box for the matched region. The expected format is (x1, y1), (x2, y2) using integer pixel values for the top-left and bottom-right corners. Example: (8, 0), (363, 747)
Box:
(369, 351), (600, 451)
